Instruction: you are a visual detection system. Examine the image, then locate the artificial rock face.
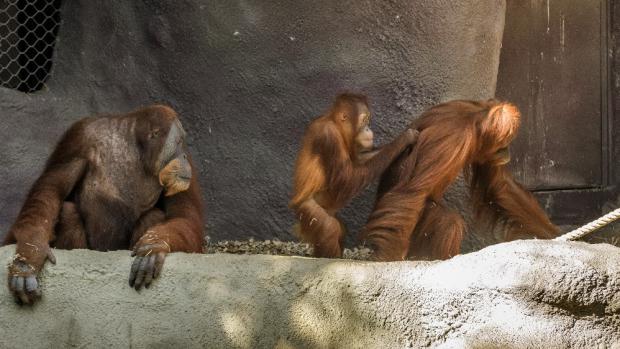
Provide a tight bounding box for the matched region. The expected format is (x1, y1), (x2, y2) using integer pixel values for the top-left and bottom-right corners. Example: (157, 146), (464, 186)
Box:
(0, 0), (506, 248)
(0, 240), (618, 348)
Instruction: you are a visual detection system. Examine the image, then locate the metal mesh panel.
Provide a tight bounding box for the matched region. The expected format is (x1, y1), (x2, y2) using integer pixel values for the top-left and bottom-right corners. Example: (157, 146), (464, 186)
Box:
(0, 0), (61, 93)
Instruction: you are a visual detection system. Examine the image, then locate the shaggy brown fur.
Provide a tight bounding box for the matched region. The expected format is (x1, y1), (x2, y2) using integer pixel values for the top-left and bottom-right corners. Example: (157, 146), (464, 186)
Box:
(3, 105), (205, 304)
(363, 99), (559, 261)
(290, 93), (418, 258)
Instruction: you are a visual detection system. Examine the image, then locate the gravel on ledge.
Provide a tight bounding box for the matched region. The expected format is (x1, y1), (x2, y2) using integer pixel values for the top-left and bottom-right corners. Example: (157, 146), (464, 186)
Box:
(205, 238), (373, 260)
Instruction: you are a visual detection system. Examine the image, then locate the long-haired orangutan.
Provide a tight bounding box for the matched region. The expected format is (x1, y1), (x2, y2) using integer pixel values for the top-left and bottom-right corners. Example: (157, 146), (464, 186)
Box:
(290, 93), (419, 258)
(363, 99), (560, 261)
(3, 105), (204, 304)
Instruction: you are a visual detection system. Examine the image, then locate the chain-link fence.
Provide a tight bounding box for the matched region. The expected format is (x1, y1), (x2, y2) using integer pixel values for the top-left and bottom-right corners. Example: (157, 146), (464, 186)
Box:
(0, 0), (61, 93)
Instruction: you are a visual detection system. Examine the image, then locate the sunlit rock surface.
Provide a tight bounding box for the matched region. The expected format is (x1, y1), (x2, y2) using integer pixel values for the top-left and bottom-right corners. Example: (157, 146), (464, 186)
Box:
(0, 240), (618, 348)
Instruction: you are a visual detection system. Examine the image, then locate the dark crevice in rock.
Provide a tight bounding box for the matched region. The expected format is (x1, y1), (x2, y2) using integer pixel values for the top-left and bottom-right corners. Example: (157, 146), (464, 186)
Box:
(536, 297), (612, 318)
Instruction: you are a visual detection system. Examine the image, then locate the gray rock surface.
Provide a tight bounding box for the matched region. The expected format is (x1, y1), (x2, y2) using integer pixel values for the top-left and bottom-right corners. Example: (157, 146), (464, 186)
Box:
(0, 0), (506, 249)
(0, 240), (618, 348)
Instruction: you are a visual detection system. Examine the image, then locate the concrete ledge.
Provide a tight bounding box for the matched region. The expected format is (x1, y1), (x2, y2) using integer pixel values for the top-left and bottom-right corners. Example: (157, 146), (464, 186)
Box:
(0, 241), (619, 348)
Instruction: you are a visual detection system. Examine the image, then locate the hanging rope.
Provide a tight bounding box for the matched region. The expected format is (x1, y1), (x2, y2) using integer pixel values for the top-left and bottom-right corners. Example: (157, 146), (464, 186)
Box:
(554, 207), (620, 241)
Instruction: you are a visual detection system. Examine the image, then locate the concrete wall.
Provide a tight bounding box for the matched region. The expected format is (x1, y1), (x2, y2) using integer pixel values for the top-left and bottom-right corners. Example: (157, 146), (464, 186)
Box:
(0, 1), (506, 247)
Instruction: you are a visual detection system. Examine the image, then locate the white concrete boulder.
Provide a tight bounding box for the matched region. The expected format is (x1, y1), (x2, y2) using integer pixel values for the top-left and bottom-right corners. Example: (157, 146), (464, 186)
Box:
(0, 240), (619, 348)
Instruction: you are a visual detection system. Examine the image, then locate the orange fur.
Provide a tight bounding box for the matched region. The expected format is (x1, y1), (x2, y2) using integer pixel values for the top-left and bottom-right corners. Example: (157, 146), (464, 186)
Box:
(408, 201), (465, 260)
(290, 93), (417, 258)
(363, 99), (559, 261)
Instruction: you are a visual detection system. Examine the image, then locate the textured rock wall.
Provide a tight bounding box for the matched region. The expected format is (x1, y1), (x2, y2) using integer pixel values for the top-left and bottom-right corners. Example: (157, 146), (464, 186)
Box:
(0, 1), (506, 248)
(0, 241), (618, 348)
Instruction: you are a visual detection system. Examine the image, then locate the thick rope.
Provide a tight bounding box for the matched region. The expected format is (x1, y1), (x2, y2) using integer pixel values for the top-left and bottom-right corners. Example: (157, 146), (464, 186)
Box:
(554, 207), (620, 241)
